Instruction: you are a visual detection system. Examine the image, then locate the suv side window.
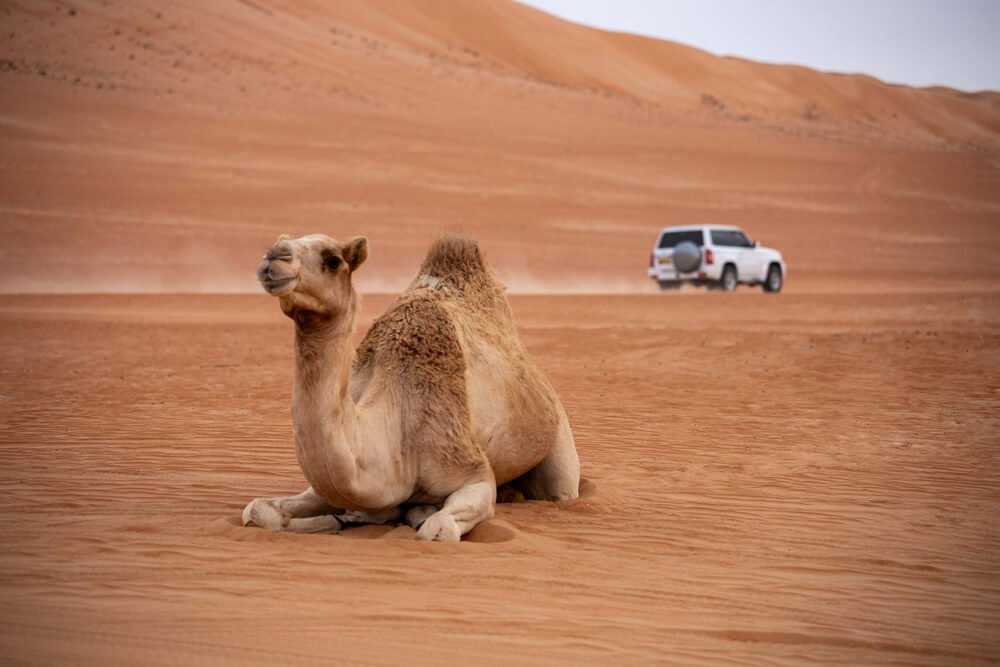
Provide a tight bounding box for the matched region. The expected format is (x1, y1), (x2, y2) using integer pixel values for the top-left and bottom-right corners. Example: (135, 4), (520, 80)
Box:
(711, 230), (753, 247)
(658, 230), (704, 248)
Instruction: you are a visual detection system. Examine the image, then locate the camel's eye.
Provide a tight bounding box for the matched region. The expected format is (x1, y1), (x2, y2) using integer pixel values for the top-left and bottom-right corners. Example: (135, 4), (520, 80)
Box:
(321, 248), (343, 271)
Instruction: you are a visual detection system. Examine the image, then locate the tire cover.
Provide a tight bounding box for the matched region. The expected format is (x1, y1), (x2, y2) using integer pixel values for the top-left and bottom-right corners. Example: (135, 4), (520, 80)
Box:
(672, 241), (701, 273)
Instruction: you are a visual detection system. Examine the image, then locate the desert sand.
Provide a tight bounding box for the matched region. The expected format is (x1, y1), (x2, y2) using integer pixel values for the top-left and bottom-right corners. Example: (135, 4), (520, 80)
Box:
(1, 0), (999, 665)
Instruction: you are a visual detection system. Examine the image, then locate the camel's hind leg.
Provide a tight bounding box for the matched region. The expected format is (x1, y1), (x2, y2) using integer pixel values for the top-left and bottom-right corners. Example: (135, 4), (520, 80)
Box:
(242, 487), (342, 534)
(416, 481), (496, 542)
(517, 411), (580, 501)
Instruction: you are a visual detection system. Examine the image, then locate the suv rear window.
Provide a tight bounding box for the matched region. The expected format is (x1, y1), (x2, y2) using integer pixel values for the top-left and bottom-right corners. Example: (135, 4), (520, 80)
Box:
(658, 230), (703, 248)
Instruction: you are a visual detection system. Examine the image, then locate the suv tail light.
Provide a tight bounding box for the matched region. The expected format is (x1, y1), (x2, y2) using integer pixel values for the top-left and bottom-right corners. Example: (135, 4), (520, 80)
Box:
(704, 247), (714, 265)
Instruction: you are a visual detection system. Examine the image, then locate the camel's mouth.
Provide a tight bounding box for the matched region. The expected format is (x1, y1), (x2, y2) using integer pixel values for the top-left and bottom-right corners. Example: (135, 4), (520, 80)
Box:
(261, 276), (296, 295)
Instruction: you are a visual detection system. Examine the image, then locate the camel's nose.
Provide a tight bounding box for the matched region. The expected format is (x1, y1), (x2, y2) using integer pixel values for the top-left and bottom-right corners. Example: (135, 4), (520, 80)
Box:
(265, 241), (293, 261)
(258, 240), (298, 287)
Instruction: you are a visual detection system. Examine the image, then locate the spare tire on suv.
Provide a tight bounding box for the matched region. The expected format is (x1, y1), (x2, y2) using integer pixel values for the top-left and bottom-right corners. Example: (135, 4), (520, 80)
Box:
(671, 241), (702, 273)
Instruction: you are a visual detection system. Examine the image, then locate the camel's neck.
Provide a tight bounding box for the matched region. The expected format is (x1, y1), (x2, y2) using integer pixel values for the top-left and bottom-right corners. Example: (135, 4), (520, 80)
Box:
(290, 301), (361, 505)
(293, 312), (355, 406)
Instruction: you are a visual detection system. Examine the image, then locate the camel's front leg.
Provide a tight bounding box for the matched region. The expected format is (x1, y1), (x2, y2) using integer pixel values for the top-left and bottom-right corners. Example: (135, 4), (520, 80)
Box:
(242, 487), (342, 534)
(416, 481), (496, 542)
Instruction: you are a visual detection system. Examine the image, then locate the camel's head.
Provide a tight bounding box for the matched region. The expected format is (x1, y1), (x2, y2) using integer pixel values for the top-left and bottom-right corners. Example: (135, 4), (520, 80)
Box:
(257, 234), (368, 320)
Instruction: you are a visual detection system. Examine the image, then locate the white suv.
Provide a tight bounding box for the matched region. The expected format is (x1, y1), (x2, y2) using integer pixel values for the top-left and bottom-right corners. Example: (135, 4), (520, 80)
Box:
(648, 225), (786, 292)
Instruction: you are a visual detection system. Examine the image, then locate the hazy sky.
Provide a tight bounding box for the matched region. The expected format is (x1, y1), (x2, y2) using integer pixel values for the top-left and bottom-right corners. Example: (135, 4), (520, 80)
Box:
(518, 0), (1000, 92)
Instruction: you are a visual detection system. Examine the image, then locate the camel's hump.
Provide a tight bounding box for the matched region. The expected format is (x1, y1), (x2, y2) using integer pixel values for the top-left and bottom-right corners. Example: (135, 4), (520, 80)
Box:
(419, 234), (488, 282)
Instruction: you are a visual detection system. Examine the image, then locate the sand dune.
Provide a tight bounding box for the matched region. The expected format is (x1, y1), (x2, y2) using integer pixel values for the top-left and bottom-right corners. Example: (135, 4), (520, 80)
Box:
(1, 0), (998, 294)
(1, 0), (999, 664)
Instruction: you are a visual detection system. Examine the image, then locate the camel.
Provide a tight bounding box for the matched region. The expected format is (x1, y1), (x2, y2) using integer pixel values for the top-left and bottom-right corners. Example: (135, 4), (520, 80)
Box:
(242, 233), (580, 541)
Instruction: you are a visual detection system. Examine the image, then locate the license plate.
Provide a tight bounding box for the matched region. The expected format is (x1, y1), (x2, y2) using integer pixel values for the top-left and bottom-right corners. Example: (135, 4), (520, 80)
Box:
(657, 257), (671, 266)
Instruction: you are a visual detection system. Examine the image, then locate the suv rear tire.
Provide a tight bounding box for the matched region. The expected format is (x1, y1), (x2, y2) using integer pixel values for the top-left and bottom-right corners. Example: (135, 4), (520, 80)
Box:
(720, 265), (737, 292)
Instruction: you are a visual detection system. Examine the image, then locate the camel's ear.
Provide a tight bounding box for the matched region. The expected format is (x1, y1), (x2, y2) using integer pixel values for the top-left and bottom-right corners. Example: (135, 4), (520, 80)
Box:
(343, 236), (368, 272)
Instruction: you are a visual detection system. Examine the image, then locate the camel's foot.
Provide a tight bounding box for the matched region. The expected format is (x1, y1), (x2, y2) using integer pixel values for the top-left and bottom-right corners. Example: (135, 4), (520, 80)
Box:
(417, 513), (461, 542)
(414, 481), (495, 542)
(242, 498), (286, 532)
